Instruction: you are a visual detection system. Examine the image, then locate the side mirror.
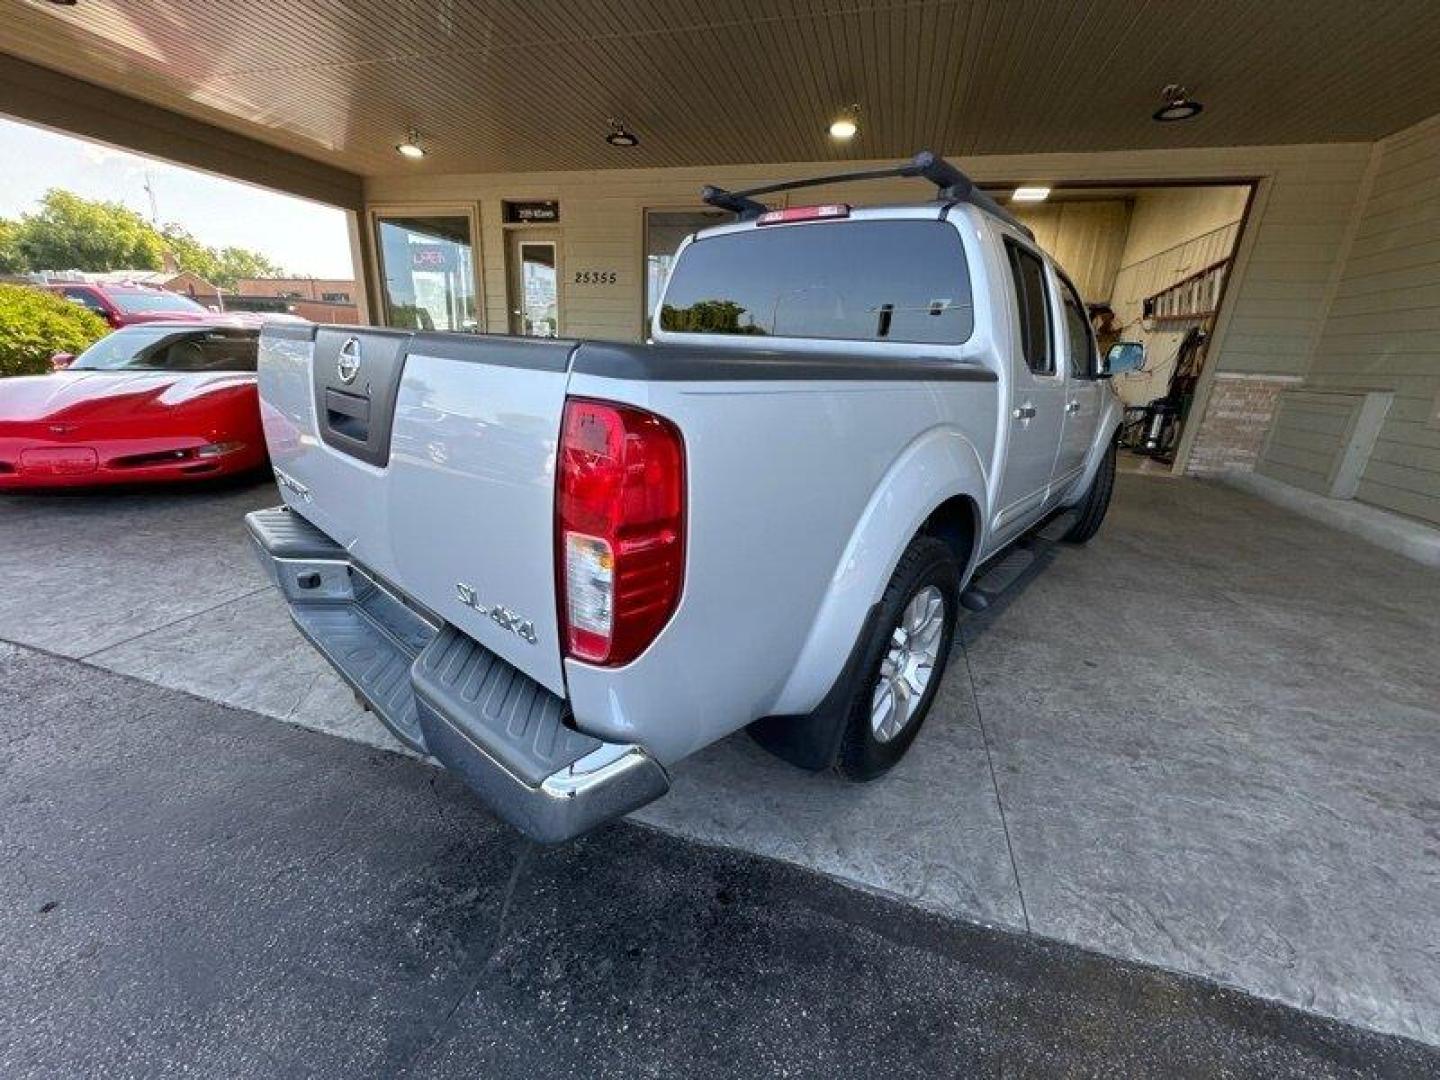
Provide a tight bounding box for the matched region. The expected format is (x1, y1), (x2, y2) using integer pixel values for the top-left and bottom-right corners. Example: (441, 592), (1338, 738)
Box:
(1098, 341), (1144, 378)
(50, 352), (76, 371)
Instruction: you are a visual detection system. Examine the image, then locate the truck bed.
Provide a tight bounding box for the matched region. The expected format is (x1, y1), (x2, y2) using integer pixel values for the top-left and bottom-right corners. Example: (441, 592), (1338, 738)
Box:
(257, 323), (998, 767)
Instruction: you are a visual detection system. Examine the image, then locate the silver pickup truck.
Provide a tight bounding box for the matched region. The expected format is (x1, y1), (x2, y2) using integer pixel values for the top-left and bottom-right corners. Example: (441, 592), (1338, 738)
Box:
(246, 153), (1125, 842)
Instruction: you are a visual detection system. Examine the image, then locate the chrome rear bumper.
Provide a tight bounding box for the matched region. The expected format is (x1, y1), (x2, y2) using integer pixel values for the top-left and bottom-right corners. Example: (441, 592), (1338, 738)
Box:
(245, 505), (668, 843)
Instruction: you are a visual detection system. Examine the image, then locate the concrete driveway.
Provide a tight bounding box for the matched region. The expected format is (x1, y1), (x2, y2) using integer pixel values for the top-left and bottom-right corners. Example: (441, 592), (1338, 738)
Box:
(2, 471), (1437, 1047)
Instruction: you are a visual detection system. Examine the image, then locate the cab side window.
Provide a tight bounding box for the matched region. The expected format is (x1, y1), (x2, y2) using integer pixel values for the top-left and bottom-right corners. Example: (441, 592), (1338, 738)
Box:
(62, 288), (108, 316)
(1005, 241), (1054, 375)
(1058, 277), (1097, 379)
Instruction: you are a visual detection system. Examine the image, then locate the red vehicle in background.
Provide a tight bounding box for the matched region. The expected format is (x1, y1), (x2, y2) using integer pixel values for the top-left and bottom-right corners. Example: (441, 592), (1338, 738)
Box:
(41, 281), (212, 330)
(0, 318), (278, 489)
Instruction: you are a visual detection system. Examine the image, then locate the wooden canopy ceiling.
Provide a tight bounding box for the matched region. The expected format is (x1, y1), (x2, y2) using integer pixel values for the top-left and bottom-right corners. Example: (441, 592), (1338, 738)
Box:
(3, 0), (1439, 178)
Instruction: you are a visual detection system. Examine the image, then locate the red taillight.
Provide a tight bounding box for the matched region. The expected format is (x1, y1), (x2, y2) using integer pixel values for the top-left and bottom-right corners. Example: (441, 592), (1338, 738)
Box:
(755, 204), (851, 225)
(556, 398), (685, 666)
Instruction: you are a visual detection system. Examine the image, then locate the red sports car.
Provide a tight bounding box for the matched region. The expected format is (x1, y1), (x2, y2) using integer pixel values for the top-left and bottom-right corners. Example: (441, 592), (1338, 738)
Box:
(0, 319), (275, 489)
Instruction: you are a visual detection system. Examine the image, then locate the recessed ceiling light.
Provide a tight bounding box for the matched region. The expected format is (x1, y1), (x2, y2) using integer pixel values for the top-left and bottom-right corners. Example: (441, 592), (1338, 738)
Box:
(1012, 186), (1052, 203)
(1153, 84), (1203, 122)
(605, 119), (640, 148)
(396, 129), (425, 158)
(828, 108), (859, 140)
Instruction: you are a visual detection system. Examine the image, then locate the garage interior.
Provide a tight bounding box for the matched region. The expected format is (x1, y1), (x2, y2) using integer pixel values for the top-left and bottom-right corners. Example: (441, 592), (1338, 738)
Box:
(1001, 182), (1252, 469)
(2, 0), (1439, 1059)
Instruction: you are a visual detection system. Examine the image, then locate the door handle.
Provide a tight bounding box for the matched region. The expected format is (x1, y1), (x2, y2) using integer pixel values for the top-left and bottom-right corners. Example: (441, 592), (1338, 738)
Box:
(1012, 404), (1038, 420)
(1065, 400), (1081, 414)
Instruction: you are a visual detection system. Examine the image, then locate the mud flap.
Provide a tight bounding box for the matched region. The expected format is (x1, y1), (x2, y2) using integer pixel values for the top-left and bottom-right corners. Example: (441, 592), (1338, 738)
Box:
(746, 602), (883, 771)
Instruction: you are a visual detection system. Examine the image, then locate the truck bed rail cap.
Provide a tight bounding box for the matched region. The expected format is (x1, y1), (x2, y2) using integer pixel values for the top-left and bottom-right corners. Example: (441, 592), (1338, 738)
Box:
(571, 342), (997, 383)
(259, 322), (319, 342)
(407, 332), (578, 373)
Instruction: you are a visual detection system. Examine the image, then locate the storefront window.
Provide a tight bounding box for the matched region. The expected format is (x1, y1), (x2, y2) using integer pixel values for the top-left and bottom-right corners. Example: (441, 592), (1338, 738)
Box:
(374, 213), (478, 332)
(644, 210), (734, 325)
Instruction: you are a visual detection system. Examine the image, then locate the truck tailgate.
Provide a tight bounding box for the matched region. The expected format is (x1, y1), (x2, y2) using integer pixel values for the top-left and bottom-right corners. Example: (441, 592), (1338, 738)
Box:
(257, 325), (574, 696)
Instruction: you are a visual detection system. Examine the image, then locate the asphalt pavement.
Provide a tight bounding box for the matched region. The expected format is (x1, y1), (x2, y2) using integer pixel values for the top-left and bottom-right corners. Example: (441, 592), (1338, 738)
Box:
(1, 641), (1435, 1078)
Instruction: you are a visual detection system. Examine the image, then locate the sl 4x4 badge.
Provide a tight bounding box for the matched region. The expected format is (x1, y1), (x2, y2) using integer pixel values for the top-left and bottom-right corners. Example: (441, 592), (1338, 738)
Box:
(455, 582), (537, 644)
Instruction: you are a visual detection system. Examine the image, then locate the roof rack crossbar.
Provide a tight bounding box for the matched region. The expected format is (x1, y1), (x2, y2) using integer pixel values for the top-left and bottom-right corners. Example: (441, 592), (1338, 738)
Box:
(700, 150), (1033, 238)
(699, 185), (769, 217)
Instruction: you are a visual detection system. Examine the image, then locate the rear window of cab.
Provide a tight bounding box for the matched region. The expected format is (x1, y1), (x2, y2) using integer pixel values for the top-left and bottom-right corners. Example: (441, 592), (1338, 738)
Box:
(658, 219), (974, 345)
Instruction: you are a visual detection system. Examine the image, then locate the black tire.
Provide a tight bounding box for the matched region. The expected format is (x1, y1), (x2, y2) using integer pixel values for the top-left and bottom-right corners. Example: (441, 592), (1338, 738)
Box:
(836, 535), (960, 781)
(1062, 441), (1116, 544)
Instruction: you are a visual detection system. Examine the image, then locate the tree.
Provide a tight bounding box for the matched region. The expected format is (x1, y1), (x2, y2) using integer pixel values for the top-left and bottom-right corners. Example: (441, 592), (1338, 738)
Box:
(0, 218), (23, 275)
(156, 224), (211, 280)
(13, 189), (165, 272)
(0, 283), (108, 377)
(158, 225), (283, 289)
(4, 190), (285, 287)
(659, 299), (767, 335)
(209, 245), (283, 288)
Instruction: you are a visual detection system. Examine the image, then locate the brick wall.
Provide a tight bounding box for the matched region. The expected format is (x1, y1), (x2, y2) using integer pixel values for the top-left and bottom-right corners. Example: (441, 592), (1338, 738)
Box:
(1185, 374), (1302, 477)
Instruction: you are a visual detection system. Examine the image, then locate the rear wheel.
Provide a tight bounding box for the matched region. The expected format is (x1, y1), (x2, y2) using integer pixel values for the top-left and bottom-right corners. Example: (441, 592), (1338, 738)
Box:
(1062, 441), (1116, 544)
(836, 535), (959, 780)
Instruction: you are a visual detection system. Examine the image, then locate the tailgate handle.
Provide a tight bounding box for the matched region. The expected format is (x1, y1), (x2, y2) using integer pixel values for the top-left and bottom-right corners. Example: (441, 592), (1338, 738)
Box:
(325, 387), (371, 442)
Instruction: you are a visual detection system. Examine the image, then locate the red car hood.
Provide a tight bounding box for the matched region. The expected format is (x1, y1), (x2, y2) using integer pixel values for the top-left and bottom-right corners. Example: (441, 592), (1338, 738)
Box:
(0, 371), (255, 424)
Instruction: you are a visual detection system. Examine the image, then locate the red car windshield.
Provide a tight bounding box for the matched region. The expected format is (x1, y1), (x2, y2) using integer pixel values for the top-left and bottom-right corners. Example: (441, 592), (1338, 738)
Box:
(108, 289), (208, 315)
(70, 327), (259, 372)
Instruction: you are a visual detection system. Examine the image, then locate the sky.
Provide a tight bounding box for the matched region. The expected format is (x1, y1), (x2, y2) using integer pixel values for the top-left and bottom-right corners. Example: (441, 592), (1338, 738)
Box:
(0, 117), (354, 279)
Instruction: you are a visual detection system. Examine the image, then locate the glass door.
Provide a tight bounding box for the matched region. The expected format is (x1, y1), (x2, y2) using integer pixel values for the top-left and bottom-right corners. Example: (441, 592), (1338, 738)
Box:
(372, 211), (479, 332)
(507, 232), (561, 337)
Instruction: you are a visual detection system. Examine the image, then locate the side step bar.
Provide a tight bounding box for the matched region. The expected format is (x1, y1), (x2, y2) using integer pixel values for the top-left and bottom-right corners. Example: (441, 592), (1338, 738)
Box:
(960, 548), (1036, 612)
(960, 511), (1076, 612)
(244, 506), (668, 842)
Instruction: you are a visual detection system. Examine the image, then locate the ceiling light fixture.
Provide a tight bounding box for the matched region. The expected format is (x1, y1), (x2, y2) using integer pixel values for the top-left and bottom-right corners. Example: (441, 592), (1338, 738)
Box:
(396, 129), (426, 158)
(605, 119), (640, 148)
(1012, 186), (1052, 203)
(1153, 84), (1203, 122)
(828, 106), (860, 141)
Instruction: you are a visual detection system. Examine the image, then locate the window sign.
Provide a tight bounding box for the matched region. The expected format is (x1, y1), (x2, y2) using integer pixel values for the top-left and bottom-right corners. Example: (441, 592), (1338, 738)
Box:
(503, 200), (561, 224)
(410, 244), (455, 272)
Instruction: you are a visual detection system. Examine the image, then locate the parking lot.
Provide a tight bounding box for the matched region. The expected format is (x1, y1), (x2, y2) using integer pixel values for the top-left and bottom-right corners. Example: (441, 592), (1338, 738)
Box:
(2, 470), (1438, 1065)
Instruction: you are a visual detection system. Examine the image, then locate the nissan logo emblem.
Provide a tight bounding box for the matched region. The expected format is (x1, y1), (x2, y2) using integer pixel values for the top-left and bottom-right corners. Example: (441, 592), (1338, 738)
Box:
(337, 337), (362, 384)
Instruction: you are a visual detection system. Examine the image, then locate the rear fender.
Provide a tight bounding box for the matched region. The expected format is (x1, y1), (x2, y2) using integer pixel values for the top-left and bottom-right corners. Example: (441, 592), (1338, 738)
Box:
(769, 424), (988, 716)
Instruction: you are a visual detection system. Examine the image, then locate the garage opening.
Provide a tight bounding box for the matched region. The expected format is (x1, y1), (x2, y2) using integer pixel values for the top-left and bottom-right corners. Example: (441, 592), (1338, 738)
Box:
(989, 181), (1255, 473)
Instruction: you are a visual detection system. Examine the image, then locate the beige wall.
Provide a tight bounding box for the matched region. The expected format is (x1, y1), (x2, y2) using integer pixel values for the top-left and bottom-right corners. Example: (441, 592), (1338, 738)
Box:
(1120, 187), (1250, 266)
(1304, 115), (1440, 525)
(1011, 200), (1131, 302)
